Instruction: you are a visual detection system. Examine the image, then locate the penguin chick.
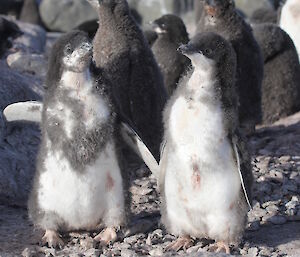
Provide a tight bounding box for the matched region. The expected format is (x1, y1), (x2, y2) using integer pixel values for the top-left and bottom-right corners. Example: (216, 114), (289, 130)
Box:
(151, 14), (191, 96)
(0, 17), (22, 57)
(159, 32), (252, 253)
(252, 23), (300, 123)
(197, 0), (264, 134)
(28, 31), (125, 248)
(87, 0), (167, 161)
(279, 0), (300, 61)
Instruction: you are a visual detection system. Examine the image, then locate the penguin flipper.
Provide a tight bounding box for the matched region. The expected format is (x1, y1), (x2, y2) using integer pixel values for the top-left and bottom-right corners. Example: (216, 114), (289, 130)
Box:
(232, 133), (253, 210)
(120, 122), (160, 179)
(3, 101), (43, 123)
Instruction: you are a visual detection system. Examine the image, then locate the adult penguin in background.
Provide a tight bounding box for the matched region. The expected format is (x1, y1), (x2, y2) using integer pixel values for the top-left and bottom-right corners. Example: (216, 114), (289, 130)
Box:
(197, 0), (264, 134)
(28, 31), (128, 248)
(87, 0), (167, 161)
(251, 8), (278, 24)
(253, 23), (300, 123)
(151, 14), (191, 95)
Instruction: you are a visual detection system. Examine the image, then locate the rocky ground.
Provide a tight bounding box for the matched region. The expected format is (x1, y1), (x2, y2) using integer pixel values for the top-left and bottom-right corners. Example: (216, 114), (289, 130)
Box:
(0, 113), (299, 257)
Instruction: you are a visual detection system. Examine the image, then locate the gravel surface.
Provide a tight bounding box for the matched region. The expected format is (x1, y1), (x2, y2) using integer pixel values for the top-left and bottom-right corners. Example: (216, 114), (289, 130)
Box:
(0, 113), (299, 257)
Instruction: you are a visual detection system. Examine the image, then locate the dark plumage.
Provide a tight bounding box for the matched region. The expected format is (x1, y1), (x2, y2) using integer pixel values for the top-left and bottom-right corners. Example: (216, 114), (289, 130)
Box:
(88, 0), (167, 161)
(0, 17), (22, 57)
(251, 7), (278, 24)
(28, 31), (127, 248)
(144, 29), (158, 47)
(197, 0), (264, 134)
(0, 0), (23, 16)
(253, 23), (300, 123)
(151, 14), (191, 95)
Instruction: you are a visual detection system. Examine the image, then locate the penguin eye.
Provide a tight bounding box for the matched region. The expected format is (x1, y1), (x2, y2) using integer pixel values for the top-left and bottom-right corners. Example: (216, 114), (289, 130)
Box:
(64, 44), (72, 55)
(204, 48), (212, 55)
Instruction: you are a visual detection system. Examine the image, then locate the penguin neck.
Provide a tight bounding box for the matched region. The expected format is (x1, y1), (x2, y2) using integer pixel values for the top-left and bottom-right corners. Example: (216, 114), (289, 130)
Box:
(60, 68), (92, 94)
(187, 56), (217, 93)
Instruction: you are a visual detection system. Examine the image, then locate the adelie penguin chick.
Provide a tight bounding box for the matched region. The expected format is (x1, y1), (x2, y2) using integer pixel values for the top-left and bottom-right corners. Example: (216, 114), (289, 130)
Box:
(279, 0), (300, 61)
(28, 31), (126, 248)
(87, 0), (167, 161)
(197, 0), (264, 134)
(151, 14), (191, 96)
(123, 32), (253, 254)
(252, 23), (300, 123)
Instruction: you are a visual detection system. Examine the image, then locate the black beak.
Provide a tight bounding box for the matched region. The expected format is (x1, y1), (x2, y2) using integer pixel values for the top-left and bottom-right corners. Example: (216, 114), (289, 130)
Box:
(177, 44), (196, 55)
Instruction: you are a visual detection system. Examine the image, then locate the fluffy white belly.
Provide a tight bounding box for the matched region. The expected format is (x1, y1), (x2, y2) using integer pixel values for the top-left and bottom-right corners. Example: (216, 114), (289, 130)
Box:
(280, 0), (300, 60)
(38, 142), (124, 230)
(164, 95), (241, 239)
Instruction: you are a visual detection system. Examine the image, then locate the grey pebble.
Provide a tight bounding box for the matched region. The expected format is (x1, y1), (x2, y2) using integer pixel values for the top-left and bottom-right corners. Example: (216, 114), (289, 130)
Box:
(268, 215), (287, 225)
(121, 249), (138, 257)
(247, 247), (259, 257)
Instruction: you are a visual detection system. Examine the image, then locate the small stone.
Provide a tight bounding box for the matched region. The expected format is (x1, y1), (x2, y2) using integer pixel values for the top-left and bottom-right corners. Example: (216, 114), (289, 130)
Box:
(247, 221), (260, 231)
(268, 215), (287, 225)
(268, 170), (284, 183)
(84, 248), (100, 257)
(21, 247), (36, 257)
(247, 247), (259, 257)
(124, 219), (155, 237)
(259, 247), (272, 256)
(80, 237), (96, 250)
(121, 249), (138, 257)
(186, 245), (202, 253)
(124, 236), (138, 245)
(149, 247), (163, 256)
(279, 155), (291, 163)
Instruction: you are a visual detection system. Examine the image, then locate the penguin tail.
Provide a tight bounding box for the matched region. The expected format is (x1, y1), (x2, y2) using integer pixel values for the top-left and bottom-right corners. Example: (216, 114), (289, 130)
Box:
(120, 122), (160, 179)
(3, 101), (42, 123)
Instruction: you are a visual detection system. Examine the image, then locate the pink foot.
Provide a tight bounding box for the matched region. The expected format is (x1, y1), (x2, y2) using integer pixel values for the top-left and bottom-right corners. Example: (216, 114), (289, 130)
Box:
(42, 230), (64, 249)
(94, 227), (117, 246)
(210, 241), (230, 254)
(165, 235), (194, 252)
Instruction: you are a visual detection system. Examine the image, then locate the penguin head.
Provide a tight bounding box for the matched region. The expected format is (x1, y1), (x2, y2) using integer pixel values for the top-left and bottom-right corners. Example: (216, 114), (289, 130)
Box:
(96, 0), (129, 16)
(178, 32), (233, 70)
(152, 14), (188, 43)
(59, 31), (93, 73)
(202, 0), (235, 17)
(47, 31), (92, 87)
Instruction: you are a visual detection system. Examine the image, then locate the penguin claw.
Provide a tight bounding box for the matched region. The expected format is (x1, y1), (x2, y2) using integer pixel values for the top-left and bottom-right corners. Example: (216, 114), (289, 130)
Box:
(42, 230), (64, 249)
(94, 227), (117, 246)
(209, 241), (230, 254)
(165, 236), (193, 252)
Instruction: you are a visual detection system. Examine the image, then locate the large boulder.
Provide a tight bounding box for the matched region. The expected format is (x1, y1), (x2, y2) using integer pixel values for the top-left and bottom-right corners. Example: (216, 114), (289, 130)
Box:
(39, 0), (98, 32)
(0, 60), (43, 207)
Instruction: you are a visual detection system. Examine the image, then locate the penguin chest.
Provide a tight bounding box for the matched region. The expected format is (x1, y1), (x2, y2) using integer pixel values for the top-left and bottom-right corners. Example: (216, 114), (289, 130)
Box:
(280, 0), (300, 58)
(164, 95), (241, 237)
(48, 70), (110, 139)
(37, 142), (124, 230)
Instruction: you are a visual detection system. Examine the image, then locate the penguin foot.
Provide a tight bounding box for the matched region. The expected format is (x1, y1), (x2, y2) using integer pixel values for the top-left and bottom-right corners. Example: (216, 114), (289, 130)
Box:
(94, 227), (117, 246)
(165, 235), (193, 252)
(42, 229), (64, 249)
(209, 241), (230, 254)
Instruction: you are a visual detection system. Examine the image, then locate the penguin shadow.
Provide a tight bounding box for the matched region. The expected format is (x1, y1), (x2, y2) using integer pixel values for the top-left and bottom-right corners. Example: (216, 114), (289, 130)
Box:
(251, 120), (300, 157)
(244, 221), (300, 248)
